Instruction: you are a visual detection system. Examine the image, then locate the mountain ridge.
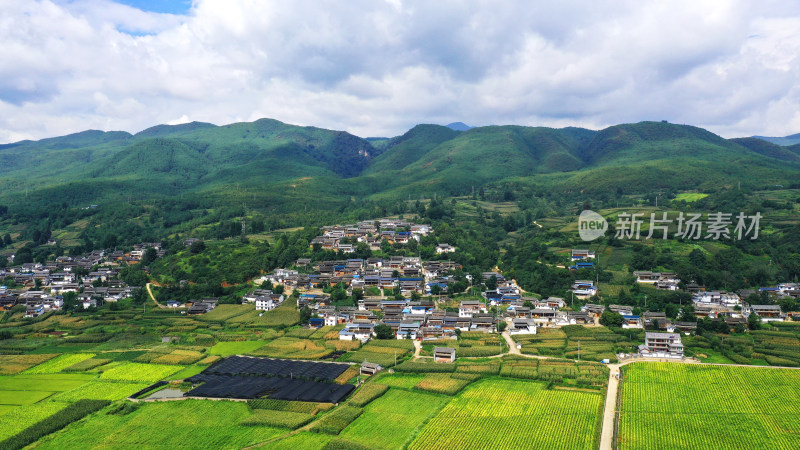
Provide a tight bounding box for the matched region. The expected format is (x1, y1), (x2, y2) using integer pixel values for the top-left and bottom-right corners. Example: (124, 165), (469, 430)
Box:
(2, 118), (799, 208)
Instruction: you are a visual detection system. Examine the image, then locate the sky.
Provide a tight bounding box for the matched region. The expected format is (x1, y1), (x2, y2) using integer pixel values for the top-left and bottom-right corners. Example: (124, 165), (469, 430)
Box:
(2, 0), (800, 143)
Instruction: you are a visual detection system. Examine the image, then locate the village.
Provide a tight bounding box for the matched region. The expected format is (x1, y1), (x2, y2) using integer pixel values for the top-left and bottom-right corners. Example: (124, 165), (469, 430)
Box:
(2, 218), (798, 363)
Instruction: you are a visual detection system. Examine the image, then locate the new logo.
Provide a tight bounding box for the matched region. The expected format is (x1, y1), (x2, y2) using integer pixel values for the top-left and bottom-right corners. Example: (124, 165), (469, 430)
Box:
(578, 210), (608, 241)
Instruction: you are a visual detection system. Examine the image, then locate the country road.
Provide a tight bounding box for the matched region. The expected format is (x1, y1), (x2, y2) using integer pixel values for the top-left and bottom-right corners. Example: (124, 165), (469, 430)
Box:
(145, 283), (166, 309)
(599, 364), (620, 450)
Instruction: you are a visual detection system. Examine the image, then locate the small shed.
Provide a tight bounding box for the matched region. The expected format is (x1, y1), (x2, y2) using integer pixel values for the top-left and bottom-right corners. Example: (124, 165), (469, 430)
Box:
(434, 347), (456, 363)
(360, 362), (383, 376)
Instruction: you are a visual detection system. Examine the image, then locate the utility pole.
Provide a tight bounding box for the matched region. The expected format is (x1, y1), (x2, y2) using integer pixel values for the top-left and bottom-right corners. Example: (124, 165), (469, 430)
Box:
(578, 340), (581, 360)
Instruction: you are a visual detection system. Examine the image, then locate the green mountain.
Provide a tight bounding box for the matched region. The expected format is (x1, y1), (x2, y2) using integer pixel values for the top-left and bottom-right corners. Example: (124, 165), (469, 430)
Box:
(1, 119), (799, 210)
(753, 132), (800, 146)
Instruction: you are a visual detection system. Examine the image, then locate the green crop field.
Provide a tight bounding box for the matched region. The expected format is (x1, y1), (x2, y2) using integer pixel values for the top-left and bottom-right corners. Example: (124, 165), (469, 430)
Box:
(99, 362), (184, 383)
(372, 373), (426, 389)
(619, 363), (800, 449)
(339, 388), (449, 449)
(54, 381), (151, 402)
(208, 340), (268, 356)
(33, 399), (287, 449)
(0, 373), (94, 392)
(0, 401), (70, 441)
(409, 378), (603, 449)
(268, 431), (333, 449)
(23, 353), (96, 374)
(0, 389), (54, 405)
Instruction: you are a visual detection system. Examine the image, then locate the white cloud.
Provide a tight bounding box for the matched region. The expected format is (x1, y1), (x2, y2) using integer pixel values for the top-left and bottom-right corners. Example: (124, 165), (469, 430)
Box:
(1, 0), (800, 142)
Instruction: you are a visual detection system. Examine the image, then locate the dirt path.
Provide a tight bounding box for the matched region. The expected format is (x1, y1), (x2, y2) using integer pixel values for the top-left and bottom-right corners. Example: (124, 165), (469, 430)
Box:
(413, 340), (421, 359)
(599, 364), (620, 450)
(501, 330), (520, 355)
(145, 283), (165, 309)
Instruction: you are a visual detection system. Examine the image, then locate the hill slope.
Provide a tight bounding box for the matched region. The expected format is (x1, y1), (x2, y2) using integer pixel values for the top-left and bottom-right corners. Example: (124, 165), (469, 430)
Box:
(1, 119), (800, 209)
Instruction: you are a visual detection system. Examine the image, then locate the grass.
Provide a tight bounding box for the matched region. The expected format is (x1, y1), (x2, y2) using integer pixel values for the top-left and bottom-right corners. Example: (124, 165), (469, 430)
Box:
(409, 378), (603, 449)
(32, 399), (288, 449)
(619, 363), (800, 449)
(339, 389), (449, 449)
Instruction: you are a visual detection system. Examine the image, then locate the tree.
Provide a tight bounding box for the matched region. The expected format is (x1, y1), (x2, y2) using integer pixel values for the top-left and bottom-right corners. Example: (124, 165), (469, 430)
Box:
(664, 303), (679, 319)
(497, 321), (507, 332)
(600, 310), (624, 327)
(374, 323), (394, 339)
(273, 284), (285, 295)
(190, 240), (206, 254)
(485, 275), (498, 291)
(748, 312), (762, 331)
(299, 306), (312, 324)
(141, 247), (158, 266)
(3, 233), (11, 246)
(62, 291), (78, 311)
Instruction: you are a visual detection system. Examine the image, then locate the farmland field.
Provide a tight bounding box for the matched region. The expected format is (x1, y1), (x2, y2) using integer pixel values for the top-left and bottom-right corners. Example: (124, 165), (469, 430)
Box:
(619, 363), (800, 449)
(0, 401), (70, 441)
(208, 340), (268, 356)
(0, 373), (94, 392)
(23, 353), (96, 374)
(409, 378), (603, 449)
(99, 362), (184, 383)
(33, 399), (287, 449)
(339, 388), (449, 449)
(54, 381), (151, 401)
